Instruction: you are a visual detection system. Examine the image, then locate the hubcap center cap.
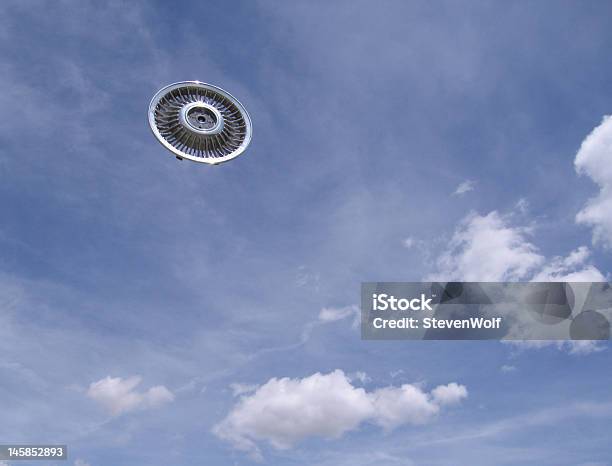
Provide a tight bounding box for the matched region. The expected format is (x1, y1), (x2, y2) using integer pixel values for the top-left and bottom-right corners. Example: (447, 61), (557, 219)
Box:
(179, 102), (224, 135)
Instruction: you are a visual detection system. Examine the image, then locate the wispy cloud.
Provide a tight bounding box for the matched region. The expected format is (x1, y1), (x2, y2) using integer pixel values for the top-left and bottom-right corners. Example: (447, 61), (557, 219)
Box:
(318, 305), (359, 327)
(515, 198), (529, 213)
(412, 400), (612, 447)
(229, 383), (259, 397)
(531, 246), (606, 281)
(452, 180), (476, 196)
(505, 340), (606, 355)
(348, 371), (371, 384)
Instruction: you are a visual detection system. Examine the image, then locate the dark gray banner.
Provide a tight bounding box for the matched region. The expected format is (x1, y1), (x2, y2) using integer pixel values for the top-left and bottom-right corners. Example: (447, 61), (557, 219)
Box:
(0, 445), (67, 460)
(361, 282), (612, 340)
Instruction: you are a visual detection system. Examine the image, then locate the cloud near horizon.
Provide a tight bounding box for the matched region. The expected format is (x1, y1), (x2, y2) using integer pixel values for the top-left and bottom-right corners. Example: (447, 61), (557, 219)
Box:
(213, 370), (467, 459)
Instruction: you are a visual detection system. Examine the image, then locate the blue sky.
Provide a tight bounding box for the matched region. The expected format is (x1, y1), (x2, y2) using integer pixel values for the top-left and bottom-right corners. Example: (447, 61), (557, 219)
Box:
(1, 1), (612, 465)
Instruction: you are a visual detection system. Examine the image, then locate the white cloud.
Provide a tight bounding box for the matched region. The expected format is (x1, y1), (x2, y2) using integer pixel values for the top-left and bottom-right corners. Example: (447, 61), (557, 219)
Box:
(74, 460), (91, 466)
(213, 370), (467, 457)
(87, 376), (174, 416)
(428, 211), (605, 282)
(452, 180), (475, 196)
(214, 370), (373, 454)
(575, 115), (612, 248)
(431, 382), (468, 406)
(369, 384), (440, 430)
(500, 364), (517, 373)
(427, 211), (544, 281)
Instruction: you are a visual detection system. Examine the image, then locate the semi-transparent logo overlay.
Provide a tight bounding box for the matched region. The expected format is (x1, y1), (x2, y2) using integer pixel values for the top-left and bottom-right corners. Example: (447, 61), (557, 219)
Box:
(361, 282), (612, 340)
